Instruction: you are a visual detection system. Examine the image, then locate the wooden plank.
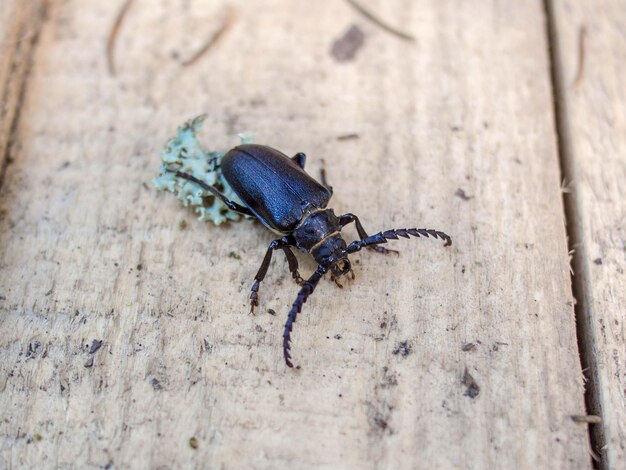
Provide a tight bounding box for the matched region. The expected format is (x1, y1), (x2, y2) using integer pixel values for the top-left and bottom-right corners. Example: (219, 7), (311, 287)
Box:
(0, 0), (590, 468)
(0, 1), (47, 182)
(549, 0), (626, 467)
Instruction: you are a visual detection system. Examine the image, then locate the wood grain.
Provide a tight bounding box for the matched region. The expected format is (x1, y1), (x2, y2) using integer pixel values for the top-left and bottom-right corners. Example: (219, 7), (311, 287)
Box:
(0, 0), (47, 184)
(550, 0), (626, 467)
(0, 1), (590, 468)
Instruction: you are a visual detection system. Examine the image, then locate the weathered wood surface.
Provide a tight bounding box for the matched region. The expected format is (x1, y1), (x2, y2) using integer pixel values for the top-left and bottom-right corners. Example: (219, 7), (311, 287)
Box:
(0, 1), (593, 468)
(0, 1), (47, 183)
(550, 0), (626, 467)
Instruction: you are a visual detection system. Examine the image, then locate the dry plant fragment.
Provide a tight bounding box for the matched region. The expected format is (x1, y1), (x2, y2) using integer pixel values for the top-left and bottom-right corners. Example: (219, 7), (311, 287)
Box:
(106, 0), (134, 76)
(181, 8), (237, 67)
(345, 0), (415, 42)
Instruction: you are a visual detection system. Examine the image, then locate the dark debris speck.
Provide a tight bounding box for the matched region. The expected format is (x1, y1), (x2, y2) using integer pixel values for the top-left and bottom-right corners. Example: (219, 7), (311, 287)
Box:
(455, 188), (473, 201)
(89, 339), (103, 354)
(373, 414), (388, 431)
(26, 341), (42, 359)
(331, 25), (365, 62)
(336, 133), (359, 141)
(381, 367), (398, 388)
(462, 368), (480, 399)
(392, 341), (412, 357)
(150, 378), (162, 390)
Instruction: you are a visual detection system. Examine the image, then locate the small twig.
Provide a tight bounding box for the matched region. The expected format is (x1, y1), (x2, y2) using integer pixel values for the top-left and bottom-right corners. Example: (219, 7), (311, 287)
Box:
(181, 8), (237, 67)
(106, 0), (134, 76)
(572, 25), (587, 89)
(571, 414), (602, 424)
(560, 177), (573, 194)
(345, 0), (415, 42)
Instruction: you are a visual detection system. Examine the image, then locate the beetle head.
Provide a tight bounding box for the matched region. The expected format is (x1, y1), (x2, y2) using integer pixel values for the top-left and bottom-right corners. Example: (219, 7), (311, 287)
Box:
(309, 228), (351, 277)
(330, 257), (352, 278)
(293, 209), (352, 275)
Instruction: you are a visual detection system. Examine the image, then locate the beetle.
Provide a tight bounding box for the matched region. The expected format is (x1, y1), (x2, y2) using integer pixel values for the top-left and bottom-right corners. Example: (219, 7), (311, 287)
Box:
(169, 144), (451, 367)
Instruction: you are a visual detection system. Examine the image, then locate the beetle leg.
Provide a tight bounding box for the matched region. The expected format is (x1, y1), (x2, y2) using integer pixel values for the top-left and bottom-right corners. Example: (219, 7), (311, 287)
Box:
(282, 246), (304, 285)
(168, 170), (255, 217)
(344, 228), (452, 255)
(250, 237), (291, 314)
(339, 213), (399, 255)
(291, 152), (306, 169)
(330, 273), (344, 288)
(319, 159), (333, 194)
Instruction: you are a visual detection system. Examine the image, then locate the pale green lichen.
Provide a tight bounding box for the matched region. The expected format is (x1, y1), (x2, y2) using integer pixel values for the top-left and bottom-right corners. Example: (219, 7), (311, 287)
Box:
(153, 115), (251, 225)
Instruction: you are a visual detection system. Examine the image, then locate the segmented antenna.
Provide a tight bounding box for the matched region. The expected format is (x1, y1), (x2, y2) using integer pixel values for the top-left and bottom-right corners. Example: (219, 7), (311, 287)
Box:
(283, 265), (328, 367)
(346, 228), (452, 254)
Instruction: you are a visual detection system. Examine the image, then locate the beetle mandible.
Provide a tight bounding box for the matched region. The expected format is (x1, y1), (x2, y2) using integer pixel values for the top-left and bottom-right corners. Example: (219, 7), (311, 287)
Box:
(170, 144), (451, 367)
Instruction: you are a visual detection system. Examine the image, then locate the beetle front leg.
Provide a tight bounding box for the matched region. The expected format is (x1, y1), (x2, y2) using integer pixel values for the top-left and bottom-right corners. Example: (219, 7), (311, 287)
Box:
(319, 160), (333, 194)
(250, 237), (293, 314)
(339, 213), (399, 255)
(282, 245), (304, 285)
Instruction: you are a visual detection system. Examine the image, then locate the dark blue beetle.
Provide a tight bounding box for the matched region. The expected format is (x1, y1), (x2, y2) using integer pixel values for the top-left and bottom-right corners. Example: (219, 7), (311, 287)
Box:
(171, 144), (451, 367)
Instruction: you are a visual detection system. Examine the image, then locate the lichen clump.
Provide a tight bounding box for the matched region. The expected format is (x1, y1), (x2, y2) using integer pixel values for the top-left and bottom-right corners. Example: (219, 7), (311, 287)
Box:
(153, 115), (252, 225)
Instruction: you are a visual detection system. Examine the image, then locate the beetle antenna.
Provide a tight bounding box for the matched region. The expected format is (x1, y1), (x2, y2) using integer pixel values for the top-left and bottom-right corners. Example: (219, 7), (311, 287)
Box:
(345, 228), (452, 255)
(165, 169), (222, 198)
(165, 169), (254, 215)
(283, 265), (328, 367)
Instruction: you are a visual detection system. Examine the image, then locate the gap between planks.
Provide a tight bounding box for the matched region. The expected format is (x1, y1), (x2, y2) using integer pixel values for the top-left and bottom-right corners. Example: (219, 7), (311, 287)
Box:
(543, 0), (605, 467)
